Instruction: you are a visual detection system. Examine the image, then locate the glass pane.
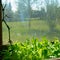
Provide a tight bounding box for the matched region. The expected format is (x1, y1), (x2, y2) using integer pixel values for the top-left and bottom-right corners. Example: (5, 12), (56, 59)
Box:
(2, 0), (60, 45)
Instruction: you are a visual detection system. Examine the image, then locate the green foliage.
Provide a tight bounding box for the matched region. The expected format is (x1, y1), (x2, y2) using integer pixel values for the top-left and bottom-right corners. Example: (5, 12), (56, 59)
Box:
(2, 38), (60, 60)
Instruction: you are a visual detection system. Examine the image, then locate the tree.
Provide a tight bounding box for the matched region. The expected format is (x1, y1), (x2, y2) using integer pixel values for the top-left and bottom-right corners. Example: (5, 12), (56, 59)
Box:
(5, 2), (13, 21)
(45, 0), (59, 33)
(0, 1), (3, 60)
(17, 0), (37, 32)
(40, 7), (46, 20)
(56, 7), (60, 20)
(0, 0), (2, 51)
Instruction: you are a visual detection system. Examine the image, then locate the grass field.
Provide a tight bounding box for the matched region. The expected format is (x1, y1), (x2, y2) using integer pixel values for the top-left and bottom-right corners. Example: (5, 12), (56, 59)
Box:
(2, 19), (60, 44)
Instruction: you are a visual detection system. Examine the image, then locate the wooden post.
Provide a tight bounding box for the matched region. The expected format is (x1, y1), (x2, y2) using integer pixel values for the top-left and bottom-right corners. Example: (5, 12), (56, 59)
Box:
(0, 0), (2, 50)
(0, 1), (3, 60)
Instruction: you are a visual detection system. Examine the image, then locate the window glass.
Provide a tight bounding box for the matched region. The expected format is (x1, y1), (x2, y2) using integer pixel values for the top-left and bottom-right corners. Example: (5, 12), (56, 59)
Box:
(2, 0), (60, 44)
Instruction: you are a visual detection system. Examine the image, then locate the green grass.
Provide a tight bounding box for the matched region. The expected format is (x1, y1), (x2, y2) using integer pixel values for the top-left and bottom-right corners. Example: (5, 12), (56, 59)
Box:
(2, 19), (60, 44)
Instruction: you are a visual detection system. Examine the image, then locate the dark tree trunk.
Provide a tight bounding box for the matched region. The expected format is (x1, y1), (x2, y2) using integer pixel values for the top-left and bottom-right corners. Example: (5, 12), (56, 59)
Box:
(0, 0), (2, 60)
(0, 0), (2, 50)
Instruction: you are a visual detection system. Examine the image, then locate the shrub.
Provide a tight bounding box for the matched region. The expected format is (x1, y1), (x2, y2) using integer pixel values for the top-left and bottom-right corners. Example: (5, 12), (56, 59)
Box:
(2, 38), (60, 60)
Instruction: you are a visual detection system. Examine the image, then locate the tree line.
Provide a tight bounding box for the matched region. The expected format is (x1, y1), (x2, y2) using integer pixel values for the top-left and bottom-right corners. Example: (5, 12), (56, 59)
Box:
(4, 0), (60, 21)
